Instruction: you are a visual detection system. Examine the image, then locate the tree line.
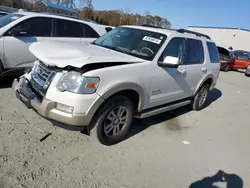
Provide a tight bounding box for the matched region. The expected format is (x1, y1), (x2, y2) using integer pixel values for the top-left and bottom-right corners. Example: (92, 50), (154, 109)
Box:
(0, 0), (171, 28)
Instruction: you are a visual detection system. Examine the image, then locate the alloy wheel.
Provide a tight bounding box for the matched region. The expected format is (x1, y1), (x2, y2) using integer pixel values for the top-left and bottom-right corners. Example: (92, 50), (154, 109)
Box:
(198, 87), (208, 107)
(103, 106), (128, 137)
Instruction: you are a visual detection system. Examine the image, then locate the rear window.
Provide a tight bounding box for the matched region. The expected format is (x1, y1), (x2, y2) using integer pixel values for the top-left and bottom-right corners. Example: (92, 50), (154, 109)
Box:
(186, 39), (204, 64)
(207, 42), (220, 63)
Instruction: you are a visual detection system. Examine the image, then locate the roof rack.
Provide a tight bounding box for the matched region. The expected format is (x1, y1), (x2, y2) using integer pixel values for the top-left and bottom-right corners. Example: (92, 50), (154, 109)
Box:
(177, 29), (211, 39)
(141, 24), (177, 31)
(141, 24), (162, 29)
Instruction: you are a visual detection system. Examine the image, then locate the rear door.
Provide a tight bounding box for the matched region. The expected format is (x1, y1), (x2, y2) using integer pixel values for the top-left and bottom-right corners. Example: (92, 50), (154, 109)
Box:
(179, 38), (208, 95)
(206, 41), (220, 83)
(3, 17), (53, 68)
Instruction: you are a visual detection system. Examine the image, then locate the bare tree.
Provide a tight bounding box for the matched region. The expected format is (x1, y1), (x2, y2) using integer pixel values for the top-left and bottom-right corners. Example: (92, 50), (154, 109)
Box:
(143, 10), (150, 24)
(118, 9), (124, 25)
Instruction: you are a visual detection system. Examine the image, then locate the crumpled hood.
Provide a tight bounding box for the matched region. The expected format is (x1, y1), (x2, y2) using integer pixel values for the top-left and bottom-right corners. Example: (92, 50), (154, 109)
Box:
(29, 42), (144, 68)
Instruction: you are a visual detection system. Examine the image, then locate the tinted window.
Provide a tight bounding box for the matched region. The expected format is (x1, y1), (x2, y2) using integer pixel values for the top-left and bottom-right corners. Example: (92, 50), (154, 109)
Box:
(207, 42), (220, 63)
(84, 24), (99, 38)
(55, 19), (82, 37)
(186, 39), (204, 64)
(12, 17), (52, 37)
(159, 37), (185, 64)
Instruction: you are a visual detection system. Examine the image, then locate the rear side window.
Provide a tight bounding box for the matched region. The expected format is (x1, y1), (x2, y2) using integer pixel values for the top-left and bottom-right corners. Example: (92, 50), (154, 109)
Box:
(55, 19), (99, 38)
(55, 19), (83, 37)
(186, 39), (204, 64)
(84, 24), (99, 38)
(207, 42), (220, 63)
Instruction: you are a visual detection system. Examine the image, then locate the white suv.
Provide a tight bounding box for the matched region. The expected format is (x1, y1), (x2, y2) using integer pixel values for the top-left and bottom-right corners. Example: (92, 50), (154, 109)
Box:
(0, 12), (109, 78)
(13, 25), (220, 145)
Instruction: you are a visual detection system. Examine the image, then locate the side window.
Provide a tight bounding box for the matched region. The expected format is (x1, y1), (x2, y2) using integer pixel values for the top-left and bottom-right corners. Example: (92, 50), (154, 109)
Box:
(207, 42), (220, 63)
(159, 37), (185, 64)
(186, 39), (204, 64)
(83, 24), (99, 38)
(11, 17), (52, 37)
(55, 19), (83, 37)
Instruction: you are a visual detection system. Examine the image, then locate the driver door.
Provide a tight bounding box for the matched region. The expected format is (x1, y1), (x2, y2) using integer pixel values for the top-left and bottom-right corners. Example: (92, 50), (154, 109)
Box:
(3, 17), (53, 68)
(149, 37), (191, 108)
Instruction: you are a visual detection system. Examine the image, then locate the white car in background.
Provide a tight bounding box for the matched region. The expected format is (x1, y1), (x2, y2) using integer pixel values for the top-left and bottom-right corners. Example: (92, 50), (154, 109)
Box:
(0, 12), (109, 79)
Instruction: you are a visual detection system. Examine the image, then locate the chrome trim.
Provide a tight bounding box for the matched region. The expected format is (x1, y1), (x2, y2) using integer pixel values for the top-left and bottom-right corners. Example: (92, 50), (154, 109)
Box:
(31, 61), (56, 96)
(135, 100), (191, 119)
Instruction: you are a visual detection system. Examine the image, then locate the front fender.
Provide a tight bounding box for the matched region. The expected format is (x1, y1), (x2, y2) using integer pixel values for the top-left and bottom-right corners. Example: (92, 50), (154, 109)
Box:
(99, 82), (146, 112)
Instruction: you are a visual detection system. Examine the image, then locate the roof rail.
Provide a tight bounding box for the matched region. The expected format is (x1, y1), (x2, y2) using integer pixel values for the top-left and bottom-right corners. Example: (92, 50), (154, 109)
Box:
(141, 24), (162, 29)
(177, 29), (211, 39)
(141, 24), (177, 31)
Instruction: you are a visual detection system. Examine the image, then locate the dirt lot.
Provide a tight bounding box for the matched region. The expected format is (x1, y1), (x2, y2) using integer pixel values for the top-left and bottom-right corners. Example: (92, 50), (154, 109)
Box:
(0, 71), (250, 188)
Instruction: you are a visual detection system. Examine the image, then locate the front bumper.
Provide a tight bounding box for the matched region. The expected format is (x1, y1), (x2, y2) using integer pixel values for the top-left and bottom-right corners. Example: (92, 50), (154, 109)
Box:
(12, 78), (94, 126)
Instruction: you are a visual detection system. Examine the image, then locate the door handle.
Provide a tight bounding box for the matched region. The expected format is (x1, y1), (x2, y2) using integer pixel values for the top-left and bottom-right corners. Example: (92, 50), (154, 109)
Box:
(178, 69), (186, 74)
(202, 67), (207, 73)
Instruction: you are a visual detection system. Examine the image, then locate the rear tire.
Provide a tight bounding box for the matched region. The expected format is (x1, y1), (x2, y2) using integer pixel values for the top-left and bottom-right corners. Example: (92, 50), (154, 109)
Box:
(0, 62), (4, 83)
(90, 95), (134, 146)
(190, 83), (210, 111)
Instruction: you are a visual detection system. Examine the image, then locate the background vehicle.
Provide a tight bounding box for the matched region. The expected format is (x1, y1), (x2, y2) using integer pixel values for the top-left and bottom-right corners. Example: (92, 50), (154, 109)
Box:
(217, 48), (250, 75)
(13, 26), (220, 145)
(0, 10), (9, 17)
(231, 50), (250, 72)
(0, 5), (17, 17)
(217, 46), (232, 72)
(0, 12), (109, 80)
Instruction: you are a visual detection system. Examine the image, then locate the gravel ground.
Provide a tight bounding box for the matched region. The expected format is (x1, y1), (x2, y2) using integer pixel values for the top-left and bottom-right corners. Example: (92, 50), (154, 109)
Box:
(0, 71), (250, 188)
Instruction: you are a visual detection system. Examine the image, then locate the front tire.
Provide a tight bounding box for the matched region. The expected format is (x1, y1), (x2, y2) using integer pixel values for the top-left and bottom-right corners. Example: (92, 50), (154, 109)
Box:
(190, 83), (209, 111)
(91, 95), (134, 146)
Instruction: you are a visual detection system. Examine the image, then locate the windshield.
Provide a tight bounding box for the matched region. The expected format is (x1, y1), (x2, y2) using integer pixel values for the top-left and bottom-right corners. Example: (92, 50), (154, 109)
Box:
(93, 27), (167, 61)
(0, 13), (23, 28)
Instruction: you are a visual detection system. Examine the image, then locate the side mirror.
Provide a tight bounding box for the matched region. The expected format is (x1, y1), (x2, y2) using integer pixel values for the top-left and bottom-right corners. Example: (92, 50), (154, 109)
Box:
(9, 28), (27, 36)
(158, 56), (179, 68)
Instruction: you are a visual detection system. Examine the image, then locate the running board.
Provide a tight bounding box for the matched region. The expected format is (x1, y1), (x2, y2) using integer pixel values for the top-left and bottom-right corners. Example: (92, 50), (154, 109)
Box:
(135, 100), (191, 119)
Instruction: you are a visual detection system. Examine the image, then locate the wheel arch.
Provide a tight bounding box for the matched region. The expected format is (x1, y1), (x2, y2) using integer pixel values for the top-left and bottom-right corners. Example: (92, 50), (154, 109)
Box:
(100, 82), (146, 112)
(194, 74), (214, 96)
(85, 83), (146, 134)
